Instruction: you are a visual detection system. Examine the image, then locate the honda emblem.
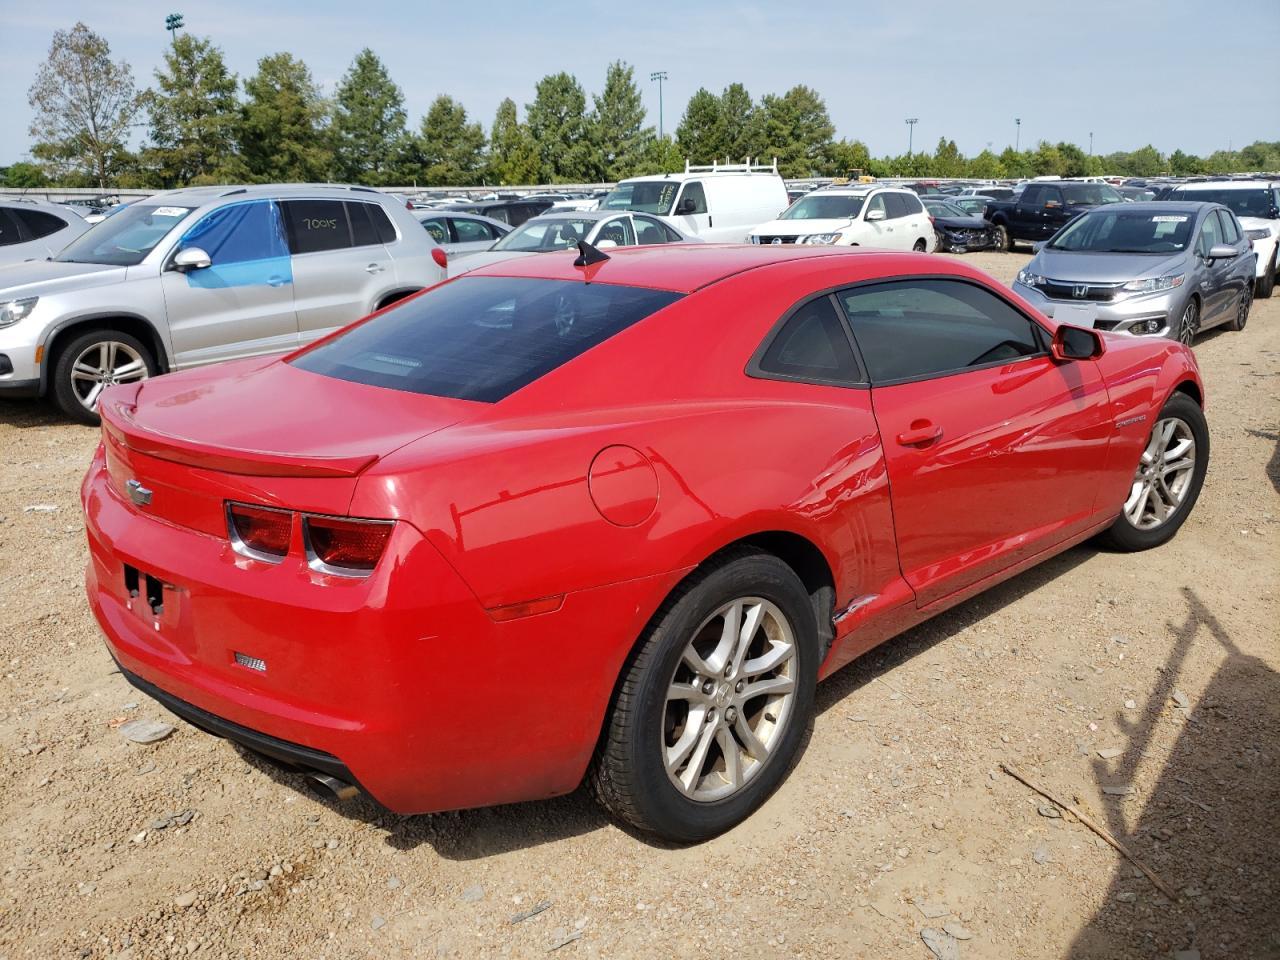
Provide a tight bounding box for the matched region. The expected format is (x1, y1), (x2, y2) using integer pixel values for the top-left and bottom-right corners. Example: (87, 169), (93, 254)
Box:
(1072, 285), (1089, 299)
(771, 237), (783, 245)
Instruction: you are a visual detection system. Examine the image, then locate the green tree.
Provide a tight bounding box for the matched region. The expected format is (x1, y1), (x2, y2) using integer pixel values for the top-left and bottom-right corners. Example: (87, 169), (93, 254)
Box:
(145, 34), (241, 185)
(823, 138), (871, 178)
(1168, 149), (1204, 176)
(675, 88), (723, 165)
(330, 49), (408, 184)
(999, 147), (1034, 178)
(638, 135), (684, 174)
(487, 98), (540, 184)
(589, 61), (652, 181)
(27, 23), (143, 187)
(239, 53), (330, 182)
(754, 85), (834, 178)
(1125, 144), (1165, 177)
(1029, 141), (1065, 177)
(966, 149), (1006, 180)
(3, 161), (49, 188)
(717, 83), (759, 162)
(525, 73), (594, 182)
(409, 95), (486, 185)
(931, 137), (964, 177)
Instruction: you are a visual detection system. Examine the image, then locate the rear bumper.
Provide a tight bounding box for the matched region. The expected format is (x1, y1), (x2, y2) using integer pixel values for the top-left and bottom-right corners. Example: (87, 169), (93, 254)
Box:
(83, 451), (682, 814)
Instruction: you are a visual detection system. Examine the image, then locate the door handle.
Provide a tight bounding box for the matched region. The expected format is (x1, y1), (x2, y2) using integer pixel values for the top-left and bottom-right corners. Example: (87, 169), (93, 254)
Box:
(267, 276), (287, 287)
(896, 420), (943, 447)
(365, 263), (385, 274)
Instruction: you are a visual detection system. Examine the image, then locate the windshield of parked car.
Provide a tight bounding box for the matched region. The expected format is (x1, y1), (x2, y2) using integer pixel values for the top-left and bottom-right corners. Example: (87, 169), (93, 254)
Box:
(1048, 209), (1194, 253)
(291, 277), (683, 403)
(924, 200), (968, 218)
(1172, 188), (1277, 219)
(1060, 184), (1123, 206)
(779, 195), (866, 220)
(53, 204), (193, 266)
(492, 218), (598, 252)
(601, 181), (679, 215)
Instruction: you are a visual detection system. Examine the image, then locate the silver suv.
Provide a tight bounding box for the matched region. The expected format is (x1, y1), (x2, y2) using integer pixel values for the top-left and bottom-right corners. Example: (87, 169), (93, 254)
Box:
(0, 184), (446, 423)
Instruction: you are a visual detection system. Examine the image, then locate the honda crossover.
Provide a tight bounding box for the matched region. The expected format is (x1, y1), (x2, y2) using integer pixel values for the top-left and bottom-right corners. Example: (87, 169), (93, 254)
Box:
(83, 245), (1207, 841)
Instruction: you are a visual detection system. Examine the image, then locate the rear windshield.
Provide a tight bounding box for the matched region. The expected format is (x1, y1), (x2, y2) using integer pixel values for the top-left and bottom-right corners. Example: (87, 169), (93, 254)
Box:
(1171, 188), (1277, 219)
(291, 277), (682, 402)
(1048, 209), (1194, 253)
(780, 195), (865, 220)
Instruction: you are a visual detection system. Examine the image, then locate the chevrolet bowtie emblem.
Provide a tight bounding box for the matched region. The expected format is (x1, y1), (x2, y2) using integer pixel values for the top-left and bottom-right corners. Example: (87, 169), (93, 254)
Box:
(126, 479), (152, 507)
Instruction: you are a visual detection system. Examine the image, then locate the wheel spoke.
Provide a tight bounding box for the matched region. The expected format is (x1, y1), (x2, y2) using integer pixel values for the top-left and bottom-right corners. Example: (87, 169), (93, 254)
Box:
(1128, 483), (1152, 526)
(667, 682), (707, 704)
(707, 601), (742, 674)
(83, 381), (106, 410)
(105, 341), (119, 371)
(113, 359), (146, 381)
(1162, 456), (1194, 477)
(734, 714), (770, 762)
(666, 715), (704, 774)
(678, 721), (718, 792)
(740, 675), (794, 702)
(1163, 437), (1192, 463)
(742, 640), (794, 677)
(681, 646), (714, 677)
(716, 727), (742, 790)
(730, 602), (763, 677)
(1122, 479), (1145, 515)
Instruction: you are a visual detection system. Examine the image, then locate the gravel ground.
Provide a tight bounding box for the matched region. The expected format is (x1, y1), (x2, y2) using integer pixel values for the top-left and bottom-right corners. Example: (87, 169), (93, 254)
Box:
(1, 251), (1277, 960)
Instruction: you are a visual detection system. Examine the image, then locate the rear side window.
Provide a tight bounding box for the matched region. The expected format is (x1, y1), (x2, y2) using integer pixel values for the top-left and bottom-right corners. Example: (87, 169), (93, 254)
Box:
(900, 193), (924, 215)
(634, 216), (670, 245)
(0, 209), (22, 246)
(369, 204), (397, 244)
(346, 202), (383, 248)
(754, 296), (861, 385)
(291, 277), (682, 403)
(282, 200), (351, 254)
(453, 218), (498, 242)
(421, 217), (448, 244)
(840, 279), (1042, 383)
(13, 208), (67, 239)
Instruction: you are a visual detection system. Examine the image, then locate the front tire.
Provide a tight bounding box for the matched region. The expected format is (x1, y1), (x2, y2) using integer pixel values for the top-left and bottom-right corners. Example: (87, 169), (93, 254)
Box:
(52, 330), (156, 425)
(1256, 249), (1276, 299)
(1098, 393), (1208, 552)
(913, 238), (928, 253)
(993, 223), (1012, 252)
(1175, 298), (1199, 346)
(1227, 283), (1252, 332)
(590, 549), (818, 842)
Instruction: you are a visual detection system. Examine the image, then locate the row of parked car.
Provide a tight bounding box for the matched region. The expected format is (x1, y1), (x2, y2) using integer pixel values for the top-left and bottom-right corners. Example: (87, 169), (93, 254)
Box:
(0, 165), (1276, 423)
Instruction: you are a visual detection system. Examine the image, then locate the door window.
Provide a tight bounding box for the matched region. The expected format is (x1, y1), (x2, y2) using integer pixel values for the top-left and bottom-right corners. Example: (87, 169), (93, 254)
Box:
(282, 199), (353, 254)
(421, 218), (449, 244)
(754, 296), (862, 385)
(346, 202), (385, 248)
(1216, 209), (1241, 244)
(864, 194), (887, 219)
(595, 217), (635, 246)
(900, 193), (925, 216)
(0, 209), (22, 246)
(884, 193), (909, 219)
(839, 279), (1043, 383)
(1196, 211), (1221, 256)
(1020, 185), (1043, 205)
(12, 208), (67, 239)
(1042, 187), (1064, 207)
(453, 218), (498, 243)
(175, 200), (291, 289)
(676, 182), (708, 215)
(633, 216), (671, 245)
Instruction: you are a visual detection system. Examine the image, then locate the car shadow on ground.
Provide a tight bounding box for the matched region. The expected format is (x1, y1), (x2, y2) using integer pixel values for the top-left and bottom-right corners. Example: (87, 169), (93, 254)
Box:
(1067, 586), (1279, 958)
(0, 397), (71, 430)
(237, 543), (1105, 860)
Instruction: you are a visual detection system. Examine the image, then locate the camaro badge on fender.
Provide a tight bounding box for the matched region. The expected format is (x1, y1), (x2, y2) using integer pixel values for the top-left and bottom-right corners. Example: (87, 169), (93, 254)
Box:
(125, 479), (152, 507)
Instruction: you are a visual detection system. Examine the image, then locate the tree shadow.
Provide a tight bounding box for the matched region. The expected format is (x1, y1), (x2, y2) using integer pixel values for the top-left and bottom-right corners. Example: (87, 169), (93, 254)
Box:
(1068, 587), (1280, 958)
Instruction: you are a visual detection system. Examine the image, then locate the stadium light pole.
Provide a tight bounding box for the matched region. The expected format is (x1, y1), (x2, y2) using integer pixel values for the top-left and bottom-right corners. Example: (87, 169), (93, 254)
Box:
(165, 13), (184, 44)
(650, 71), (669, 140)
(1015, 117), (1021, 151)
(905, 118), (918, 155)
(1089, 131), (1094, 156)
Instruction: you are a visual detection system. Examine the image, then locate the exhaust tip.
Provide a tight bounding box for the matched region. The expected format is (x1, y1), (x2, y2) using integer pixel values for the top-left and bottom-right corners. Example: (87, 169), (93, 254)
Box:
(307, 772), (360, 802)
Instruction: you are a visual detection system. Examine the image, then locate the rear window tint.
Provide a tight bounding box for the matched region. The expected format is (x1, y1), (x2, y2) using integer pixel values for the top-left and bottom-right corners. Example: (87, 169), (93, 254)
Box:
(282, 199), (351, 254)
(13, 208), (68, 238)
(291, 277), (682, 403)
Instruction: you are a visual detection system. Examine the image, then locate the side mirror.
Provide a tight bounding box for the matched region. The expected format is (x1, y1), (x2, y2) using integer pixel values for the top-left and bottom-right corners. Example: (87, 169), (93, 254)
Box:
(1044, 200), (1061, 209)
(676, 197), (697, 215)
(1206, 244), (1236, 261)
(1050, 324), (1105, 362)
(172, 247), (211, 272)
(595, 239), (619, 249)
(865, 208), (886, 222)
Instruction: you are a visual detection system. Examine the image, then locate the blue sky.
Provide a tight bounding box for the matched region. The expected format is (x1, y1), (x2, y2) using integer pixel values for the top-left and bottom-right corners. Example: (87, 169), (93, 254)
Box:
(2, 0), (1276, 167)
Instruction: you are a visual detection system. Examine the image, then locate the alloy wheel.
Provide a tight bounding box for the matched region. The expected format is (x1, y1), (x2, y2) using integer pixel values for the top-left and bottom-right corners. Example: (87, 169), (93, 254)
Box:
(663, 597), (796, 802)
(1237, 286), (1252, 329)
(1177, 300), (1198, 346)
(70, 340), (149, 412)
(1123, 417), (1197, 530)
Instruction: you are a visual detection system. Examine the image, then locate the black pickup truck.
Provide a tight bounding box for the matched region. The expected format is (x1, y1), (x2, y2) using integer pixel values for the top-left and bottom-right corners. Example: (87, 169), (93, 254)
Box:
(984, 181), (1125, 250)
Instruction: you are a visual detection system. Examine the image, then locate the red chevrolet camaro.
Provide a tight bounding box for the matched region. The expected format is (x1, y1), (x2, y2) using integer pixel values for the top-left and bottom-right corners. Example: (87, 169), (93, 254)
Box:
(83, 245), (1207, 841)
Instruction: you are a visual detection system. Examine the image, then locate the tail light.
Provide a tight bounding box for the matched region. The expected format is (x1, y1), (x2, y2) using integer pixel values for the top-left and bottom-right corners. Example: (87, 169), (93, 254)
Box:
(431, 247), (448, 270)
(227, 503), (292, 563)
(303, 516), (393, 576)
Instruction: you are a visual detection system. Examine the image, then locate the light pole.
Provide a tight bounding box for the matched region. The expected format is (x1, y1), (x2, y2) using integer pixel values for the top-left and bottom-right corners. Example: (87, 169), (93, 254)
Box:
(1089, 131), (1094, 156)
(650, 71), (669, 140)
(905, 118), (918, 155)
(165, 13), (184, 44)
(1015, 117), (1021, 151)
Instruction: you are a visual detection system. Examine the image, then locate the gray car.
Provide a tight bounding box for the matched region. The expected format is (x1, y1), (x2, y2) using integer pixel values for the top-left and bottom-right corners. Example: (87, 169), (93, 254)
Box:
(0, 184), (445, 423)
(1012, 202), (1255, 345)
(0, 200), (91, 265)
(413, 210), (512, 262)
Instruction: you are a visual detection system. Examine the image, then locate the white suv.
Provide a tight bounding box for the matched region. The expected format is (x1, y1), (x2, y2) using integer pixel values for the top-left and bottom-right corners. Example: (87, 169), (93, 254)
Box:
(749, 185), (937, 252)
(1166, 180), (1280, 298)
(0, 184), (446, 423)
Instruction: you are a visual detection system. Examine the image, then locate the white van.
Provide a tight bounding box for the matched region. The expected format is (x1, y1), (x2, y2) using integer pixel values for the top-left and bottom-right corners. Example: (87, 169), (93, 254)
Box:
(600, 161), (789, 243)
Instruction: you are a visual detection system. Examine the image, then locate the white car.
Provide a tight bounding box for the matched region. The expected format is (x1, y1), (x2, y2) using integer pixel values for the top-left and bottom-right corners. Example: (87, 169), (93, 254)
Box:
(748, 185), (937, 252)
(600, 161), (789, 243)
(0, 200), (91, 265)
(446, 209), (700, 277)
(1166, 180), (1280, 298)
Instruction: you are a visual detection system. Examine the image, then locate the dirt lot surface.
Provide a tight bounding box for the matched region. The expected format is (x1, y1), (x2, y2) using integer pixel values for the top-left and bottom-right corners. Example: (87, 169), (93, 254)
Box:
(1, 250), (1277, 960)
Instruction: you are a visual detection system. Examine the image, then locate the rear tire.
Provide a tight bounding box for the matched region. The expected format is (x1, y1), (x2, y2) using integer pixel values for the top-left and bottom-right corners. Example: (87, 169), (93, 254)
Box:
(1227, 283), (1252, 332)
(913, 238), (928, 253)
(1097, 393), (1208, 552)
(993, 223), (1012, 251)
(52, 329), (156, 426)
(589, 549), (818, 843)
(1256, 249), (1276, 299)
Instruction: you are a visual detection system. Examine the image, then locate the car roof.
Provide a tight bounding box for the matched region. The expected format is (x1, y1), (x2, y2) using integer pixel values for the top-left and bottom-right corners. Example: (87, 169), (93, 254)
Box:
(522, 210), (622, 223)
(1091, 201), (1212, 216)
(0, 198), (80, 214)
(458, 244), (958, 294)
(1170, 180), (1279, 190)
(137, 183), (396, 206)
(414, 210), (508, 228)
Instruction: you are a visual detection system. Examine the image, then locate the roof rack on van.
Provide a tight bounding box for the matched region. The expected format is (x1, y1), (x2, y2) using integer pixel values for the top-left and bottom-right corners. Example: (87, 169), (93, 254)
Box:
(683, 158), (779, 175)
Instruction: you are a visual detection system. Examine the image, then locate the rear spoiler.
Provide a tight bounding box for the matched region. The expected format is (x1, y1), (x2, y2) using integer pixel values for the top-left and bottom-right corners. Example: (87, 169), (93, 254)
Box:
(100, 397), (376, 478)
